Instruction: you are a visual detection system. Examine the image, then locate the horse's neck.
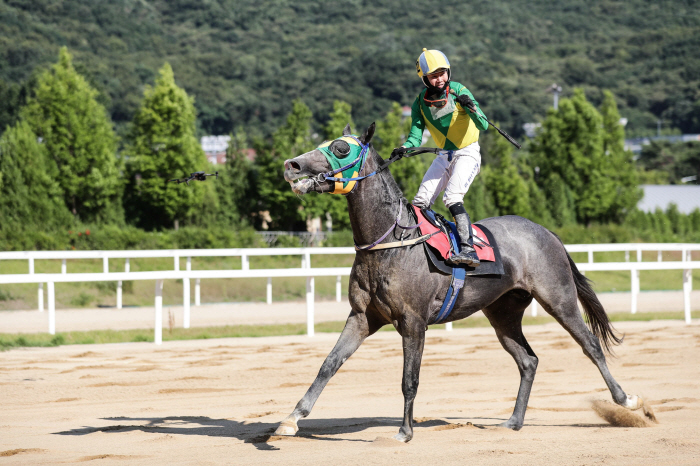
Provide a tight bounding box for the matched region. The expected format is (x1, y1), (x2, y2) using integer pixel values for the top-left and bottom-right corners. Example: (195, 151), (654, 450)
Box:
(346, 153), (411, 246)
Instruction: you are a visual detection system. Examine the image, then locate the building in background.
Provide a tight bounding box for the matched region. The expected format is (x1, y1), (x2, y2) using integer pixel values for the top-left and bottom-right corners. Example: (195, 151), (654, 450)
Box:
(200, 135), (255, 164)
(637, 185), (700, 213)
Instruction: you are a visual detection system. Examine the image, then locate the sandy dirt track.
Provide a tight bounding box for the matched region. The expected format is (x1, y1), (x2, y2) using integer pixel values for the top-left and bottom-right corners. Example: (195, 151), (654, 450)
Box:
(1, 320), (699, 465)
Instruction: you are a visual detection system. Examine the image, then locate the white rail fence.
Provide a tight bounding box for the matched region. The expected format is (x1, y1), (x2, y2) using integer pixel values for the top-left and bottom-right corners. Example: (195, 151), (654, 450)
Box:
(0, 244), (698, 344)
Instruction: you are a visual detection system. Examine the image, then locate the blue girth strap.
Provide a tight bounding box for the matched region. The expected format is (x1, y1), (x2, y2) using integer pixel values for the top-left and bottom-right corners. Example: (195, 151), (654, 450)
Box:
(433, 221), (466, 324)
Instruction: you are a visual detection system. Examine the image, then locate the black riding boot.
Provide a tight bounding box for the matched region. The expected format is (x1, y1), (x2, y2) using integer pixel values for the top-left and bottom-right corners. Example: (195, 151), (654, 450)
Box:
(447, 203), (480, 267)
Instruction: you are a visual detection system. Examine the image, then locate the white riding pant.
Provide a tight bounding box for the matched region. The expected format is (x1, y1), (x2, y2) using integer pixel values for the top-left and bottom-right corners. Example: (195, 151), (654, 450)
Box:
(412, 142), (481, 209)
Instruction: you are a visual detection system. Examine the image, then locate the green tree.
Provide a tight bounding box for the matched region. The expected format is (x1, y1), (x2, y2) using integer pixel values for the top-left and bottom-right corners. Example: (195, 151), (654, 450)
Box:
(376, 102), (428, 202)
(21, 47), (121, 224)
(464, 168), (499, 221)
(124, 63), (207, 230)
(600, 91), (642, 222)
(0, 79), (22, 137)
(518, 160), (554, 227)
(301, 100), (354, 231)
(324, 100), (354, 140)
(216, 129), (253, 228)
(543, 172), (577, 227)
(532, 89), (629, 224)
(255, 99), (314, 230)
(0, 121), (71, 231)
(485, 132), (531, 217)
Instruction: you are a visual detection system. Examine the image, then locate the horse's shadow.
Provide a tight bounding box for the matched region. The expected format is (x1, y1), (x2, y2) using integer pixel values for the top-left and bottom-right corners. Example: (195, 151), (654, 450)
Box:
(53, 415), (454, 451)
(53, 415), (612, 450)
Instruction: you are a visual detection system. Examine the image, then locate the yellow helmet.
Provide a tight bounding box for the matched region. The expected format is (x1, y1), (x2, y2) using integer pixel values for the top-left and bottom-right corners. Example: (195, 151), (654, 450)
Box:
(415, 48), (451, 87)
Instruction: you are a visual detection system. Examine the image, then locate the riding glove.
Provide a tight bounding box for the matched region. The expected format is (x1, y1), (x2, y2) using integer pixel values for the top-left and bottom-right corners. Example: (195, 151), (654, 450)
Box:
(456, 94), (476, 112)
(391, 146), (409, 158)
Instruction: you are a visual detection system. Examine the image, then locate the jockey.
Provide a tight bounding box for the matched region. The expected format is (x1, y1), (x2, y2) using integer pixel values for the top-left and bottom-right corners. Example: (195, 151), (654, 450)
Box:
(392, 48), (488, 267)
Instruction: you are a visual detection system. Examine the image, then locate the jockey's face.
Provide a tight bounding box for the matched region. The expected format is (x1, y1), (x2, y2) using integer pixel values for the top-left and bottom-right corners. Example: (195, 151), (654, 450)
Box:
(427, 69), (448, 88)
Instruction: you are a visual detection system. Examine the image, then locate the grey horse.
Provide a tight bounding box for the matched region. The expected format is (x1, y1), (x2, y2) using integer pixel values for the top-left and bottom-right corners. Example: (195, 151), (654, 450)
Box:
(276, 123), (645, 442)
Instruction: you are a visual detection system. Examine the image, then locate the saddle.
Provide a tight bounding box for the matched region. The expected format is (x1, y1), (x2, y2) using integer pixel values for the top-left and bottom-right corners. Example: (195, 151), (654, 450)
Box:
(410, 206), (504, 325)
(411, 206), (504, 276)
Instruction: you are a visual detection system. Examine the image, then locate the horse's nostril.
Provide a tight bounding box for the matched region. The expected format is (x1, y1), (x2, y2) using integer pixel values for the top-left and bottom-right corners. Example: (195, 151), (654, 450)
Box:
(290, 161), (301, 171)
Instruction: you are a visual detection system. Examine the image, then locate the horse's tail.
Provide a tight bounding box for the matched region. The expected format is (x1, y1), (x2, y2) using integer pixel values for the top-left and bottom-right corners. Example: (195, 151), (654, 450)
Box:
(548, 231), (623, 355)
(563, 247), (623, 355)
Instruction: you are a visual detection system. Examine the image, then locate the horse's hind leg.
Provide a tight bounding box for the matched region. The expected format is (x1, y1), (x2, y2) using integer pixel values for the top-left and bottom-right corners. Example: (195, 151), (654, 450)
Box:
(275, 309), (381, 436)
(483, 291), (538, 430)
(535, 289), (638, 409)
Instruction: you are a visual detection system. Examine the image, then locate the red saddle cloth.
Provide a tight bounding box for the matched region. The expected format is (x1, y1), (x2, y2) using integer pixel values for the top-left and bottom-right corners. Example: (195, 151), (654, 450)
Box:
(413, 207), (495, 262)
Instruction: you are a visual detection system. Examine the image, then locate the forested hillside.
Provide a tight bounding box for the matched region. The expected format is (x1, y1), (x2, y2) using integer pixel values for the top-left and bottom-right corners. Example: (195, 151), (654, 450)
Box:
(1, 0), (699, 138)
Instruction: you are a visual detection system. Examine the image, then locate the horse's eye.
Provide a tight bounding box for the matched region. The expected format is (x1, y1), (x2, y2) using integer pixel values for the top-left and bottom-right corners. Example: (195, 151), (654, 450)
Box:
(330, 140), (351, 158)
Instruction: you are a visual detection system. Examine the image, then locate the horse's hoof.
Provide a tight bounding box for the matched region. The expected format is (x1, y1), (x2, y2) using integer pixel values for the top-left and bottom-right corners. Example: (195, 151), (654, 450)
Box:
(274, 417), (299, 436)
(393, 432), (412, 443)
(622, 394), (643, 410)
(498, 420), (522, 431)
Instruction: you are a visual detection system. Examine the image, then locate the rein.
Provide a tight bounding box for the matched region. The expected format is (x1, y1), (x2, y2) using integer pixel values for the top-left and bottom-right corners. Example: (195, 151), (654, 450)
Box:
(354, 199), (438, 251)
(316, 135), (441, 250)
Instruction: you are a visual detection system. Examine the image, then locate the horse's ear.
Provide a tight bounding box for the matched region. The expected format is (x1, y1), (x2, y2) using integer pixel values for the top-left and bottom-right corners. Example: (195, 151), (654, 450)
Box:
(342, 124), (351, 136)
(359, 122), (375, 145)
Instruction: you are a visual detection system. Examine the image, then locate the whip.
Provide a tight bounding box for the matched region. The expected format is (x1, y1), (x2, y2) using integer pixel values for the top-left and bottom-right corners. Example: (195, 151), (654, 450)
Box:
(449, 89), (521, 149)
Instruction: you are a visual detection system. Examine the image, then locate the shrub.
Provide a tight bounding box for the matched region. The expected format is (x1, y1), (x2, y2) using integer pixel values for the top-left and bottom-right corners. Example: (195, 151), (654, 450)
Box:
(323, 230), (354, 247)
(70, 292), (94, 307)
(0, 288), (15, 301)
(274, 234), (301, 248)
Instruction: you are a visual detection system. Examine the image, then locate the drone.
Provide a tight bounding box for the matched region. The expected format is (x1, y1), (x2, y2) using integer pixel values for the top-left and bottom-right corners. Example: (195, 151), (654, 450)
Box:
(169, 171), (219, 185)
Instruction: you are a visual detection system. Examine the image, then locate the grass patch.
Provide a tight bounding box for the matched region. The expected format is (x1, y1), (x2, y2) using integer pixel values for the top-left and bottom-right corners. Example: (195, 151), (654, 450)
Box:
(1, 251), (697, 311)
(69, 292), (94, 307)
(0, 311), (690, 351)
(0, 287), (15, 301)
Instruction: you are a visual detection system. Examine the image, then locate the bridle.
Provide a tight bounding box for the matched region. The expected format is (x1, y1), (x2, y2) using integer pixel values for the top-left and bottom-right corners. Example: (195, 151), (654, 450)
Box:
(311, 135), (443, 250)
(315, 134), (440, 196)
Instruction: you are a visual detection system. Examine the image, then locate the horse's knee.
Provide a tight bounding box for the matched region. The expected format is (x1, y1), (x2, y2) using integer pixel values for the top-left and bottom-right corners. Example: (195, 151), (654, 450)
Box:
(402, 379), (419, 399)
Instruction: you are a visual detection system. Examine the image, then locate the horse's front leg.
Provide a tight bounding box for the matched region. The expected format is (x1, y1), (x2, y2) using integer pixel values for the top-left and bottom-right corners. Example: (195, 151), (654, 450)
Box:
(394, 314), (426, 443)
(275, 309), (379, 436)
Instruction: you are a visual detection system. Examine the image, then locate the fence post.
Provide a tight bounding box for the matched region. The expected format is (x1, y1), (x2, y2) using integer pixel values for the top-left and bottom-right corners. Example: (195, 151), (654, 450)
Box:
(588, 248), (593, 264)
(657, 250), (662, 262)
(183, 277), (190, 329)
(155, 280), (163, 345)
(28, 257), (34, 274)
(117, 281), (122, 309)
(625, 250), (630, 262)
(631, 268), (639, 314)
(38, 283), (44, 312)
(47, 282), (55, 335)
(174, 255), (180, 271)
(687, 250), (693, 292)
(445, 322), (453, 331)
(118, 258), (129, 310)
(186, 257), (191, 271)
(103, 257), (109, 274)
(637, 247), (642, 262)
(267, 277), (272, 304)
(530, 299), (538, 317)
(241, 254), (249, 271)
(195, 278), (201, 306)
(336, 275), (342, 302)
(61, 259), (67, 274)
(683, 268), (692, 324)
(306, 274), (315, 337)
